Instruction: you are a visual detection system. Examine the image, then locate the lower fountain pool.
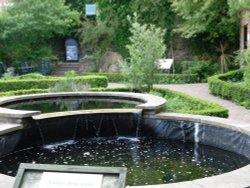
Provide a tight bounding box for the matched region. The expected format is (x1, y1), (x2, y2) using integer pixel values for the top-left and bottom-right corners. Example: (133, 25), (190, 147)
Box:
(0, 92), (250, 187)
(0, 137), (249, 186)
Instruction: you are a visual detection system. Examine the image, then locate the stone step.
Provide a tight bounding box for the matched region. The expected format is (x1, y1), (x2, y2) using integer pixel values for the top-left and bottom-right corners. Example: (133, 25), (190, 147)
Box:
(51, 63), (81, 76)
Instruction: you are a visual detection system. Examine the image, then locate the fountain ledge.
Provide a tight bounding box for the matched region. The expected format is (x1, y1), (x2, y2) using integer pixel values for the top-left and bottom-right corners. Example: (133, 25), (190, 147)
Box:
(0, 92), (166, 121)
(1, 113), (250, 188)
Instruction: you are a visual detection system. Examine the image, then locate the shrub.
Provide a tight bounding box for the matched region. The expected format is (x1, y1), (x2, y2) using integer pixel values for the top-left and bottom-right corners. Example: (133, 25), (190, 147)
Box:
(208, 69), (250, 108)
(17, 73), (47, 80)
(121, 15), (166, 91)
(0, 89), (48, 97)
(82, 72), (199, 84)
(82, 72), (123, 83)
(155, 73), (199, 84)
(0, 76), (108, 92)
(153, 87), (228, 117)
(178, 60), (219, 82)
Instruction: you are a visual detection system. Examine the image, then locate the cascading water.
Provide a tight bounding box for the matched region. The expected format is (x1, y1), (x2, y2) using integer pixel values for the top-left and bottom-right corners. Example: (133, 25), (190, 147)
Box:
(133, 111), (142, 137)
(194, 123), (200, 162)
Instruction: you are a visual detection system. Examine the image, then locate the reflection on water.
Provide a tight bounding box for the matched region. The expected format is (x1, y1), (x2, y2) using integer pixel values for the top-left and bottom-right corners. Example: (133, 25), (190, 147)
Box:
(6, 99), (137, 113)
(0, 137), (249, 186)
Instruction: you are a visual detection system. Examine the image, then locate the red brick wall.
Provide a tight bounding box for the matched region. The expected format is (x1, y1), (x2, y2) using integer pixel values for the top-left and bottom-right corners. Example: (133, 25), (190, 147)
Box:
(0, 0), (9, 12)
(240, 9), (250, 50)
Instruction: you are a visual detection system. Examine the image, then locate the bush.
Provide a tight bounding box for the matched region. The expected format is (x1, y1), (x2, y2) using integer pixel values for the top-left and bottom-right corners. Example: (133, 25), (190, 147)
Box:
(153, 87), (228, 117)
(121, 16), (166, 91)
(155, 73), (199, 84)
(0, 76), (108, 92)
(91, 87), (228, 118)
(82, 72), (123, 83)
(176, 60), (219, 82)
(82, 72), (199, 84)
(208, 69), (250, 108)
(17, 73), (47, 80)
(0, 89), (48, 97)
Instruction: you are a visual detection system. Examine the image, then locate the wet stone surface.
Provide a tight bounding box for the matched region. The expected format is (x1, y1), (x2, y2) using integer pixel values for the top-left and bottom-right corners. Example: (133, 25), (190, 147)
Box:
(0, 137), (249, 186)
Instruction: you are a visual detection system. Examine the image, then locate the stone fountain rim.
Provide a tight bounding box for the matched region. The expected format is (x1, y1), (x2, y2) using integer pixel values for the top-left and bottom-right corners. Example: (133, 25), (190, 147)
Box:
(0, 92), (167, 118)
(0, 113), (249, 187)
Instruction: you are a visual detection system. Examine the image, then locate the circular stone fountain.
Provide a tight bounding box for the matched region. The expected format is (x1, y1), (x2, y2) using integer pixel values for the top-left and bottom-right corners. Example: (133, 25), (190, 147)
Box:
(0, 92), (249, 188)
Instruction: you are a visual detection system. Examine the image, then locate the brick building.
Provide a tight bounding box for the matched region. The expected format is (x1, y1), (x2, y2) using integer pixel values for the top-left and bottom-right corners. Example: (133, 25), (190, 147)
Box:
(240, 9), (250, 50)
(0, 0), (10, 12)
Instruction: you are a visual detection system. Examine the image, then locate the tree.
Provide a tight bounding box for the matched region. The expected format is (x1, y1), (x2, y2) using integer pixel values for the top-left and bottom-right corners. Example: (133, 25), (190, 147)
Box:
(131, 0), (175, 49)
(78, 19), (114, 71)
(122, 16), (166, 91)
(0, 0), (80, 63)
(171, 0), (238, 41)
(98, 0), (132, 57)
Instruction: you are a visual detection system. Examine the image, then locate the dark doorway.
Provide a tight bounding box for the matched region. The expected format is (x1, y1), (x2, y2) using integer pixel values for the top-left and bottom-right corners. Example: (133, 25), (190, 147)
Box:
(244, 25), (248, 49)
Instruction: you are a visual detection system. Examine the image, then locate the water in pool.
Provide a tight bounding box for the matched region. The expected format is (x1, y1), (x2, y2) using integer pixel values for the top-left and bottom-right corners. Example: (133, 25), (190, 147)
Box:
(0, 137), (249, 186)
(5, 98), (137, 113)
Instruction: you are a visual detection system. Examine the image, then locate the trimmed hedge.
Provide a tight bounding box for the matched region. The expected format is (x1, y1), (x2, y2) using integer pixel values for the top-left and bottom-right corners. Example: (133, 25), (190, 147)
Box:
(0, 89), (48, 97)
(156, 73), (198, 84)
(0, 76), (108, 92)
(208, 69), (250, 108)
(82, 72), (199, 84)
(153, 87), (228, 118)
(82, 73), (122, 83)
(91, 87), (228, 118)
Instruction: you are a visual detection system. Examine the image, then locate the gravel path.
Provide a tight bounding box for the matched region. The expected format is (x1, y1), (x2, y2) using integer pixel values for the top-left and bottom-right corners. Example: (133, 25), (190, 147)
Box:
(109, 83), (250, 123)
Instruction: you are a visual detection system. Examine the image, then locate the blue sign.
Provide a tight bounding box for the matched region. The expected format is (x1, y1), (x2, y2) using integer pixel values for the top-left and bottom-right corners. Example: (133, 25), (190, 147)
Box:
(85, 4), (96, 16)
(65, 39), (78, 62)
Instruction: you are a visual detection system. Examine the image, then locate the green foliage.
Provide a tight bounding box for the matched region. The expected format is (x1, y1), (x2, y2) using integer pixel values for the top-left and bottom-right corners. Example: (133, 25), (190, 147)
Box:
(122, 16), (166, 91)
(17, 73), (47, 80)
(91, 87), (228, 118)
(0, 0), (80, 63)
(156, 73), (199, 84)
(171, 0), (241, 57)
(82, 72), (123, 82)
(98, 0), (132, 57)
(78, 20), (114, 71)
(82, 72), (199, 84)
(49, 80), (89, 93)
(64, 70), (77, 78)
(131, 0), (175, 49)
(208, 69), (250, 109)
(171, 0), (237, 41)
(49, 70), (89, 92)
(179, 60), (219, 82)
(153, 87), (228, 117)
(0, 89), (48, 97)
(1, 72), (15, 80)
(0, 75), (108, 92)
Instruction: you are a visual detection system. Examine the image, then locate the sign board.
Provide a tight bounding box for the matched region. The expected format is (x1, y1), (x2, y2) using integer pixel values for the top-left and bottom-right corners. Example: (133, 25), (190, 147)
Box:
(156, 59), (174, 70)
(40, 172), (103, 188)
(65, 39), (78, 62)
(85, 4), (96, 16)
(13, 163), (127, 188)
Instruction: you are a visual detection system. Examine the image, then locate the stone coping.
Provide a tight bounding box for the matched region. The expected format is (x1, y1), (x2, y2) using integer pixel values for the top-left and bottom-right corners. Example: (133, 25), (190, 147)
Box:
(0, 113), (250, 188)
(0, 92), (166, 119)
(0, 123), (23, 136)
(33, 109), (142, 120)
